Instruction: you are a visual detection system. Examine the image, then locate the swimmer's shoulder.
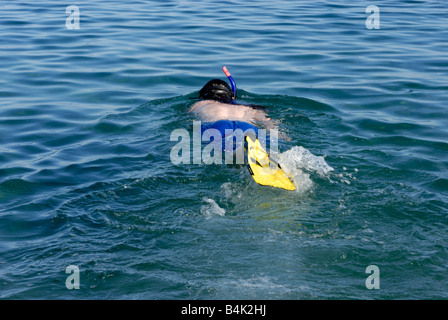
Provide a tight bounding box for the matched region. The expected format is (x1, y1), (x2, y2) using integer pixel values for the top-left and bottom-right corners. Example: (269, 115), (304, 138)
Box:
(189, 100), (266, 113)
(189, 100), (235, 112)
(189, 100), (218, 111)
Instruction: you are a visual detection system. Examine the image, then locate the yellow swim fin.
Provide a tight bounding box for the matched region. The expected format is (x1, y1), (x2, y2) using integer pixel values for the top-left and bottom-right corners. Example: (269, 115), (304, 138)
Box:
(245, 136), (296, 191)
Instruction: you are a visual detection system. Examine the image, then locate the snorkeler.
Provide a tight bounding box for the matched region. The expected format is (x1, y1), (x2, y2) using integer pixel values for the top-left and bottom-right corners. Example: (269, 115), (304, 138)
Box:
(189, 67), (275, 152)
(189, 81), (275, 130)
(188, 67), (296, 191)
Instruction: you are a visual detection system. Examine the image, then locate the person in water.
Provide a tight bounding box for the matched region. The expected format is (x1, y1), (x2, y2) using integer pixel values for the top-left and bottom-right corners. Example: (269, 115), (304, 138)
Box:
(189, 78), (275, 130)
(188, 76), (278, 158)
(187, 67), (296, 190)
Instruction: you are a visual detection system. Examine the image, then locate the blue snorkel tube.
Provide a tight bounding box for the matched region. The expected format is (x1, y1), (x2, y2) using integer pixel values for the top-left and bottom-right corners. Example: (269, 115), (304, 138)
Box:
(222, 66), (237, 100)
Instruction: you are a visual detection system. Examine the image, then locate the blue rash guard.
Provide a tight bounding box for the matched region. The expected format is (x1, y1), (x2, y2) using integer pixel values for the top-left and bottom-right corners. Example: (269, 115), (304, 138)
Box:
(201, 120), (259, 153)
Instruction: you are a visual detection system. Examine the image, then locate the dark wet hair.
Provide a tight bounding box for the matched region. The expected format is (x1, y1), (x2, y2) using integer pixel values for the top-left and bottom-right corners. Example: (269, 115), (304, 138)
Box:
(199, 79), (234, 103)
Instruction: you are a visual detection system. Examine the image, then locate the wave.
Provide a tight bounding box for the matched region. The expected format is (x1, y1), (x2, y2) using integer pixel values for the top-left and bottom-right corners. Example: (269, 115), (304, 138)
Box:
(275, 145), (334, 193)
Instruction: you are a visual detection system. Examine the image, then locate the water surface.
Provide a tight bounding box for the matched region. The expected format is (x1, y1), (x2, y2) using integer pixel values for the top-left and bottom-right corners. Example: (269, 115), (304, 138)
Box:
(0, 0), (447, 299)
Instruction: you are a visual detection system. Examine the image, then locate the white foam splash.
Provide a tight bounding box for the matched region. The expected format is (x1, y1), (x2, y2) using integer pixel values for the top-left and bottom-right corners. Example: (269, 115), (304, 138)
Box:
(276, 146), (334, 192)
(201, 198), (226, 217)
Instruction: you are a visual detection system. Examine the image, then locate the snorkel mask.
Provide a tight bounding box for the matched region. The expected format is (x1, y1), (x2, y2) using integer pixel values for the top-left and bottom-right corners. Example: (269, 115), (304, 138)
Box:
(198, 66), (238, 103)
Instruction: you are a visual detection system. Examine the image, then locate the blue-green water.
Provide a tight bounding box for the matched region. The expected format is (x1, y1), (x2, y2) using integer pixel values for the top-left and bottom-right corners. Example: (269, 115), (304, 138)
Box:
(1, 0), (447, 299)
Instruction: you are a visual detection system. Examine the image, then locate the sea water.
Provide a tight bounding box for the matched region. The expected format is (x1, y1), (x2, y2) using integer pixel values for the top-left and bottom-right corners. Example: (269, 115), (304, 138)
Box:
(0, 0), (447, 299)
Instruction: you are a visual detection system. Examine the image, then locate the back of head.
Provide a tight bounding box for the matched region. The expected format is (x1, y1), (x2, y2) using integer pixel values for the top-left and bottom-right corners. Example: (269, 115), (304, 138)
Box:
(199, 79), (234, 103)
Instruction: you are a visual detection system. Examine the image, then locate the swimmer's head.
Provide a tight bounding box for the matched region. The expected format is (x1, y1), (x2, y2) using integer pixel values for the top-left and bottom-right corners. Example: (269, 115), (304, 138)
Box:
(199, 79), (234, 103)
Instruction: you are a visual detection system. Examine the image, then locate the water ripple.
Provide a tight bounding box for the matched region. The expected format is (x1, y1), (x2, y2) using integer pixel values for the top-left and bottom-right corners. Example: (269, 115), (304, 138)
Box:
(1, 0), (447, 299)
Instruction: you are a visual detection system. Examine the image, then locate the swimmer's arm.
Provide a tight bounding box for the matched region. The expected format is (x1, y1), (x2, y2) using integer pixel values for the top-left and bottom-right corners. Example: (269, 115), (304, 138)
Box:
(246, 107), (277, 130)
(245, 107), (292, 141)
